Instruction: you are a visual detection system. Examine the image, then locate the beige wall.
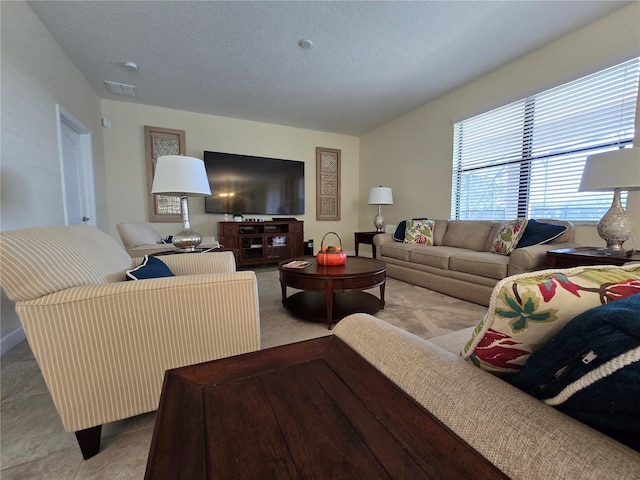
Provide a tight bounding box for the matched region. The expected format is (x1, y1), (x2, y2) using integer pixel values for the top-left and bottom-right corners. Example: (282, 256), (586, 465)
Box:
(2, 1), (639, 352)
(359, 2), (640, 249)
(0, 1), (106, 347)
(100, 101), (360, 252)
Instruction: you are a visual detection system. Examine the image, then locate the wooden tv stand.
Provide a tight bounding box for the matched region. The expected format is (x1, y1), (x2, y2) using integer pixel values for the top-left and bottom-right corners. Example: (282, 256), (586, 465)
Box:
(218, 220), (304, 267)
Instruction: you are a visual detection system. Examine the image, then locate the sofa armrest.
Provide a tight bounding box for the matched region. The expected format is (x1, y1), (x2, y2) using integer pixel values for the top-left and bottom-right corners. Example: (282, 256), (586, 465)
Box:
(334, 313), (640, 480)
(125, 244), (177, 258)
(373, 233), (394, 248)
(373, 233), (395, 259)
(159, 250), (236, 274)
(16, 271), (259, 432)
(508, 241), (581, 275)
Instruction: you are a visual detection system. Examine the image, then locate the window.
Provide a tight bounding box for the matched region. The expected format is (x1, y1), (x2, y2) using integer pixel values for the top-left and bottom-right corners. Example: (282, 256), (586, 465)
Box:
(451, 57), (639, 222)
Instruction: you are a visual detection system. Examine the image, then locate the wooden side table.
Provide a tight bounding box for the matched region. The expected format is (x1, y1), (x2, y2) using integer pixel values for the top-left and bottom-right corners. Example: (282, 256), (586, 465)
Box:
(354, 231), (380, 257)
(546, 247), (640, 268)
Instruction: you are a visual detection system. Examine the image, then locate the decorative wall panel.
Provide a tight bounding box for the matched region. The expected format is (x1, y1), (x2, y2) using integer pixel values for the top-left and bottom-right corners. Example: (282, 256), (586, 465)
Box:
(144, 126), (186, 222)
(316, 147), (341, 221)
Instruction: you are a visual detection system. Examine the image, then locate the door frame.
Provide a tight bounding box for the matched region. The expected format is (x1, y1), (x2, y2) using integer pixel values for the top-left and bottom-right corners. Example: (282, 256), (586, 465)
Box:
(56, 105), (97, 226)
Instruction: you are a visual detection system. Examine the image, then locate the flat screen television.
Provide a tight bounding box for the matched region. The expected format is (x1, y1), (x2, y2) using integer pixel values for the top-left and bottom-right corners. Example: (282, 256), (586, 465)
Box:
(204, 151), (305, 215)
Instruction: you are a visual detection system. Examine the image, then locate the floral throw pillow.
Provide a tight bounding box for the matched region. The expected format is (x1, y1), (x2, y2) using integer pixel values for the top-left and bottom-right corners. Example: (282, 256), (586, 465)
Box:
(404, 219), (435, 245)
(460, 263), (640, 374)
(489, 218), (528, 255)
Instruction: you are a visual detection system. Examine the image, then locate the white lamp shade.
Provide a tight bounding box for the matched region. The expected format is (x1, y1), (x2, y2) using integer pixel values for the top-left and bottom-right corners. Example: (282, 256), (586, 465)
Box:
(368, 186), (393, 205)
(579, 148), (640, 192)
(151, 155), (212, 196)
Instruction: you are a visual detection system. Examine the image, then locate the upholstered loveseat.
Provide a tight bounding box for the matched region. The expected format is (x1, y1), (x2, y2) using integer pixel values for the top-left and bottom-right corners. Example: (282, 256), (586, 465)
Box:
(117, 221), (219, 257)
(374, 218), (578, 305)
(334, 263), (640, 479)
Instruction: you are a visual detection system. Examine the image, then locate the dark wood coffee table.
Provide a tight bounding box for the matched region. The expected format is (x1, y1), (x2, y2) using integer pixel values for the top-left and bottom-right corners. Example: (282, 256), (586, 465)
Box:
(546, 246), (640, 268)
(144, 335), (508, 480)
(278, 256), (386, 328)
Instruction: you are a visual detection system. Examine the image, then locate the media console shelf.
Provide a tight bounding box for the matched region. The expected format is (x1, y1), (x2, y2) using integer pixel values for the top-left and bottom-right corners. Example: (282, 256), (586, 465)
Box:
(218, 220), (304, 267)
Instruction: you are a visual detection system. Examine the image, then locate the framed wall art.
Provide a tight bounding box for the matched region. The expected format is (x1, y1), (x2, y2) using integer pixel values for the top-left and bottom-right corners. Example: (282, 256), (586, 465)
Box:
(144, 126), (186, 222)
(316, 147), (341, 221)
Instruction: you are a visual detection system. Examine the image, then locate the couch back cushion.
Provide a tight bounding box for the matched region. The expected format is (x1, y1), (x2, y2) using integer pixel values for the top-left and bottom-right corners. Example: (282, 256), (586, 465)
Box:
(117, 222), (163, 248)
(0, 225), (133, 302)
(442, 221), (497, 251)
(432, 220), (449, 246)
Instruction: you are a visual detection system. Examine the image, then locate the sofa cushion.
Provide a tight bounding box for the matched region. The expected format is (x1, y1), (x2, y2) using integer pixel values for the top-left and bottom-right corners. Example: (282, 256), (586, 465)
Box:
(507, 294), (640, 451)
(449, 251), (510, 280)
(432, 220), (449, 246)
(461, 264), (640, 374)
(517, 219), (568, 248)
(489, 219), (528, 255)
(126, 255), (175, 280)
(404, 219), (435, 245)
(379, 241), (413, 261)
(442, 221), (496, 251)
(409, 246), (459, 270)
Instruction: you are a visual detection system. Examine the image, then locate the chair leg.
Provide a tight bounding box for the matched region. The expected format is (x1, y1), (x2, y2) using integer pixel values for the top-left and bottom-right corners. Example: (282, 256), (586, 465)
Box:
(75, 425), (102, 460)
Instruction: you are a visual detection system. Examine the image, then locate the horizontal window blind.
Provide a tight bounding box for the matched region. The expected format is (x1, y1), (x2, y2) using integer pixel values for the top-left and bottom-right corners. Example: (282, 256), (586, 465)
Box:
(452, 57), (639, 221)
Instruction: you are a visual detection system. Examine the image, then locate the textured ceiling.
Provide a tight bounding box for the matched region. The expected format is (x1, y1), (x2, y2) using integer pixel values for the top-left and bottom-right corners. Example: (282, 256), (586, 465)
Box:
(27, 1), (631, 136)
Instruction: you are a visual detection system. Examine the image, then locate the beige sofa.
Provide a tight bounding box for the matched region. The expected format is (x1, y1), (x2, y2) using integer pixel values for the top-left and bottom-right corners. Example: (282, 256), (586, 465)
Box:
(334, 312), (640, 479)
(374, 219), (578, 305)
(0, 225), (259, 458)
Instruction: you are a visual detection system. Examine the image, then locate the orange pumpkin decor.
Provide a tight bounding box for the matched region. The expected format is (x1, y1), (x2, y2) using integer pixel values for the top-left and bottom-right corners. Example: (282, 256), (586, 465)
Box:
(316, 232), (347, 266)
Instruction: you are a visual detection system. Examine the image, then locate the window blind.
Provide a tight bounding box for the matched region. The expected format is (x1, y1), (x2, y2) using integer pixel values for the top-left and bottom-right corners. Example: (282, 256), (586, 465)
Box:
(451, 57), (639, 221)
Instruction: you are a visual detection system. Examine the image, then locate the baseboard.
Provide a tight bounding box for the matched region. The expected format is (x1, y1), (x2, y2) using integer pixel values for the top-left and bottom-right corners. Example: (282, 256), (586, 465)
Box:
(1, 326), (26, 356)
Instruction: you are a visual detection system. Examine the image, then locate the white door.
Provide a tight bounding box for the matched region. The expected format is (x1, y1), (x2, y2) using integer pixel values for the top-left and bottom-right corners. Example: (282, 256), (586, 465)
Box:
(58, 106), (96, 226)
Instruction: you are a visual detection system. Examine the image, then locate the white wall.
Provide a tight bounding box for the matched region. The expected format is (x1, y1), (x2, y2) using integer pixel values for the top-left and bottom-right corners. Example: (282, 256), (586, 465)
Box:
(0, 1), (106, 351)
(100, 101), (360, 252)
(359, 2), (640, 249)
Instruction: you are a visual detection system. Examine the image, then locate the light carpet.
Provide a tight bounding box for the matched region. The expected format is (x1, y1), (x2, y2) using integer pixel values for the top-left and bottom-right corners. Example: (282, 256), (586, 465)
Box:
(0, 269), (486, 479)
(257, 265), (486, 347)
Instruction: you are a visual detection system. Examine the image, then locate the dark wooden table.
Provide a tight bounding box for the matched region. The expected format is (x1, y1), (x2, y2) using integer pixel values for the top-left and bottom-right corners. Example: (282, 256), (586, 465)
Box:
(278, 257), (386, 328)
(546, 246), (640, 268)
(144, 335), (508, 480)
(354, 231), (380, 257)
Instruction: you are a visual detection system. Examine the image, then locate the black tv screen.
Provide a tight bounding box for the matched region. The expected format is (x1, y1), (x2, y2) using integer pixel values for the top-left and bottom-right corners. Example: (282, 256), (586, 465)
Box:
(204, 151), (305, 215)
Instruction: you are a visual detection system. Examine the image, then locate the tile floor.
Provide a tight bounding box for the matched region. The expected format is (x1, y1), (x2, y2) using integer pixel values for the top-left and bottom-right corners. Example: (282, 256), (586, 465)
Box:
(1, 340), (154, 479)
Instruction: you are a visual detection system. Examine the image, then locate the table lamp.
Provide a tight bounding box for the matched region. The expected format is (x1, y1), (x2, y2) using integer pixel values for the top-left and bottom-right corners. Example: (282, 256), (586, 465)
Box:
(368, 186), (394, 233)
(579, 148), (640, 253)
(151, 155), (212, 251)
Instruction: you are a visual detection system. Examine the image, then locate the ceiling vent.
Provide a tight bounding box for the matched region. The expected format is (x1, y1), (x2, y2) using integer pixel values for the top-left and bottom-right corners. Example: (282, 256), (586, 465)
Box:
(104, 80), (136, 97)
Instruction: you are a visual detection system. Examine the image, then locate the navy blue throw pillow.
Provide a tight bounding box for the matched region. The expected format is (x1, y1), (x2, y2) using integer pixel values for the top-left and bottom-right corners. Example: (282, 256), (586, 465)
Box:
(393, 221), (407, 242)
(126, 255), (175, 280)
(516, 219), (567, 248)
(507, 294), (640, 451)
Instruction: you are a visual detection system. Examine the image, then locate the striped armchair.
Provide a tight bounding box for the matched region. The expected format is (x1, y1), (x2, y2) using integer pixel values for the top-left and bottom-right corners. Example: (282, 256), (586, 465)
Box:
(116, 221), (219, 257)
(0, 225), (260, 459)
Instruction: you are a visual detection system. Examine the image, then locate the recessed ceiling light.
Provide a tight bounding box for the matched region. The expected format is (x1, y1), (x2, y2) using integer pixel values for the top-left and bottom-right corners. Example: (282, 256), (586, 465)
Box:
(124, 61), (138, 71)
(298, 39), (313, 49)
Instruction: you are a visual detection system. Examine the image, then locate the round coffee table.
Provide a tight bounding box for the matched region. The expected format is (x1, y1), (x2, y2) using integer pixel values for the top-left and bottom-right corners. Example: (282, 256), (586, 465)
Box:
(278, 256), (386, 329)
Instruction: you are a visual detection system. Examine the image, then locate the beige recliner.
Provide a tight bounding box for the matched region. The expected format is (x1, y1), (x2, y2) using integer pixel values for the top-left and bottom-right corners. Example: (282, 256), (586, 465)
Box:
(116, 221), (219, 257)
(0, 224), (259, 459)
